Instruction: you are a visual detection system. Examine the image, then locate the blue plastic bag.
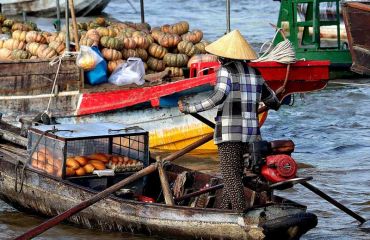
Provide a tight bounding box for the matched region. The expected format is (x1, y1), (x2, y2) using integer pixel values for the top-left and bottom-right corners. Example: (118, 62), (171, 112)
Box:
(84, 46), (108, 85)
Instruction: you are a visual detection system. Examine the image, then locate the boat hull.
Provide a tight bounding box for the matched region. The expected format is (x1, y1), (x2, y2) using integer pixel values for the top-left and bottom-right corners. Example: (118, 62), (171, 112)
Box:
(0, 0), (111, 17)
(0, 154), (316, 239)
(342, 1), (370, 75)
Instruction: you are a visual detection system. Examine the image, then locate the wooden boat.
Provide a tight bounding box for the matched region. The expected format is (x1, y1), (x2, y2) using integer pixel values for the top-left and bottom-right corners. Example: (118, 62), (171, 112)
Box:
(342, 1), (370, 75)
(0, 59), (330, 153)
(0, 0), (111, 17)
(0, 121), (318, 239)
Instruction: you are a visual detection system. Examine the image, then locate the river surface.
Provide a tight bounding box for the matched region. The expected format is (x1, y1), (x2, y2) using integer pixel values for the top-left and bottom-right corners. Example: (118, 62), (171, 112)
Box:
(1, 0), (370, 239)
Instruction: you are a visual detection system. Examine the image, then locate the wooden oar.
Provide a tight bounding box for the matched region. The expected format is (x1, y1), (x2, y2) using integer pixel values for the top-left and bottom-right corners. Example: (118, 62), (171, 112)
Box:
(189, 112), (367, 224)
(14, 133), (213, 240)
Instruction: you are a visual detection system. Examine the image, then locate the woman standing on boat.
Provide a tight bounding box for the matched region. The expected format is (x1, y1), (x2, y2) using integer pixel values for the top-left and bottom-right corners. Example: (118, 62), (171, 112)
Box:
(178, 30), (280, 211)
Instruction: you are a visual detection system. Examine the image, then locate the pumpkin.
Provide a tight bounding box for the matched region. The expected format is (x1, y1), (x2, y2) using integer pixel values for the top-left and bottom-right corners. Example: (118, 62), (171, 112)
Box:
(143, 62), (148, 71)
(26, 31), (47, 43)
(133, 35), (149, 49)
(122, 49), (139, 59)
(194, 41), (210, 54)
(136, 48), (148, 61)
(37, 46), (57, 59)
(96, 27), (116, 37)
(161, 24), (171, 33)
(108, 59), (125, 73)
(47, 32), (66, 43)
(0, 40), (4, 48)
(79, 37), (95, 47)
(163, 53), (188, 67)
(165, 67), (184, 77)
(3, 19), (14, 28)
(30, 55), (38, 60)
(187, 54), (218, 68)
(134, 22), (151, 31)
(86, 29), (100, 44)
(147, 57), (166, 71)
(87, 21), (100, 30)
(11, 49), (31, 60)
(49, 41), (65, 54)
(95, 17), (106, 26)
(101, 48), (122, 61)
(3, 39), (26, 50)
(77, 22), (88, 30)
(122, 38), (136, 49)
(146, 69), (156, 74)
(0, 48), (12, 60)
(177, 40), (197, 57)
(169, 21), (189, 35)
(100, 36), (123, 50)
(132, 31), (146, 37)
(26, 42), (48, 56)
(181, 30), (203, 44)
(148, 43), (168, 59)
(151, 29), (165, 42)
(146, 34), (154, 45)
(1, 27), (11, 34)
(158, 33), (181, 48)
(0, 14), (6, 24)
(12, 30), (27, 41)
(11, 23), (33, 32)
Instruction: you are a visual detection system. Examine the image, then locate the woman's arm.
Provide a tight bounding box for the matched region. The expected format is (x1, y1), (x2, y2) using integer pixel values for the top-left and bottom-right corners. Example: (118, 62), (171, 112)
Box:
(182, 68), (231, 113)
(261, 81), (281, 111)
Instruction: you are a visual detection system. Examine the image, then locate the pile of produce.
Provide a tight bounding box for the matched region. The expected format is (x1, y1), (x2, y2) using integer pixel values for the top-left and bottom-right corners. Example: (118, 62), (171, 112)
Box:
(0, 14), (218, 77)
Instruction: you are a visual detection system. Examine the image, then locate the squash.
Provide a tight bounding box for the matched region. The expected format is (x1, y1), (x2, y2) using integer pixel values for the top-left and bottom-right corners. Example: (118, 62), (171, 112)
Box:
(3, 19), (14, 28)
(132, 31), (146, 37)
(181, 30), (203, 44)
(95, 17), (106, 26)
(134, 22), (151, 31)
(187, 54), (218, 67)
(3, 39), (26, 50)
(168, 21), (189, 35)
(37, 46), (57, 59)
(194, 41), (210, 54)
(0, 14), (6, 24)
(87, 21), (100, 30)
(122, 48), (139, 59)
(86, 29), (100, 44)
(96, 27), (116, 37)
(47, 32), (66, 43)
(161, 24), (171, 33)
(147, 57), (166, 71)
(11, 23), (33, 32)
(133, 35), (150, 49)
(144, 62), (148, 71)
(79, 37), (95, 47)
(0, 40), (4, 48)
(0, 48), (12, 60)
(148, 43), (168, 59)
(165, 67), (184, 77)
(26, 42), (47, 56)
(49, 41), (66, 54)
(101, 48), (122, 61)
(25, 31), (47, 43)
(136, 48), (148, 61)
(177, 40), (197, 57)
(12, 30), (27, 42)
(122, 38), (136, 49)
(158, 33), (181, 48)
(146, 34), (154, 45)
(151, 29), (165, 42)
(1, 27), (11, 34)
(100, 36), (123, 50)
(77, 22), (88, 30)
(11, 49), (31, 60)
(163, 53), (188, 67)
(108, 59), (125, 73)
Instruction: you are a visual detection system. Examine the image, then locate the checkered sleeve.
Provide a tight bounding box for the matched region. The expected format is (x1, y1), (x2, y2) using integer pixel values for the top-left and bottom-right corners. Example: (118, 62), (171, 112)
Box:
(183, 68), (231, 113)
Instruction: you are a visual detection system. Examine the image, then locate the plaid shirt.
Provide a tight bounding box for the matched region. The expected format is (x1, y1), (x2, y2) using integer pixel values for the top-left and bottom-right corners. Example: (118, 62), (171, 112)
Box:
(183, 61), (279, 144)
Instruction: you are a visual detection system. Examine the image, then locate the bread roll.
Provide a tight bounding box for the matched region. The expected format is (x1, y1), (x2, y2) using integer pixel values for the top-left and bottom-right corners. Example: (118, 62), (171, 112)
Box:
(75, 167), (86, 176)
(88, 153), (109, 163)
(31, 159), (38, 168)
(66, 158), (80, 170)
(84, 163), (95, 173)
(66, 167), (75, 176)
(111, 156), (119, 164)
(31, 152), (38, 160)
(45, 164), (54, 175)
(88, 160), (106, 170)
(75, 156), (88, 166)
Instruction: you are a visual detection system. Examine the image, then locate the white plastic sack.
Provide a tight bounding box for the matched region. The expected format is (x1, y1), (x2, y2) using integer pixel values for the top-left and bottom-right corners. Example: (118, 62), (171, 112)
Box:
(76, 46), (104, 71)
(108, 57), (145, 86)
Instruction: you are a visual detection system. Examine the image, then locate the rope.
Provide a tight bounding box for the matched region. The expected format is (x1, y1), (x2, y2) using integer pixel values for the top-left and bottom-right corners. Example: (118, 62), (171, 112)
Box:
(253, 28), (297, 64)
(43, 51), (79, 119)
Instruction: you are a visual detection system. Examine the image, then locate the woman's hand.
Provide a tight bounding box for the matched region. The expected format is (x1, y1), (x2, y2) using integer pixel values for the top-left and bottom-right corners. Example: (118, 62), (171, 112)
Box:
(178, 100), (185, 113)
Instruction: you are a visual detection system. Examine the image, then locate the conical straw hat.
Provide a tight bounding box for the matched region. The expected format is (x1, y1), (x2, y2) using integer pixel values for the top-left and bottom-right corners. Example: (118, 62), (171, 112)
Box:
(205, 30), (257, 60)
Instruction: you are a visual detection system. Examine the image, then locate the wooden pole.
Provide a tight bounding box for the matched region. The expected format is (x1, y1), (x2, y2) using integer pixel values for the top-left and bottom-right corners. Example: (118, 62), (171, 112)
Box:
(157, 156), (175, 206)
(14, 132), (214, 240)
(64, 0), (70, 51)
(56, 0), (61, 31)
(140, 0), (145, 23)
(68, 0), (80, 51)
(226, 0), (231, 33)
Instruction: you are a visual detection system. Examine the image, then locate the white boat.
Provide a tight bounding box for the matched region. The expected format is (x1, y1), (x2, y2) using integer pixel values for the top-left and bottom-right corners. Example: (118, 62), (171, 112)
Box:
(0, 0), (111, 17)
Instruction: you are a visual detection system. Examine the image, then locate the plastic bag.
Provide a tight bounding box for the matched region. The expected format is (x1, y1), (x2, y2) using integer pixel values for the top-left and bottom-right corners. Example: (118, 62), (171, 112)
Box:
(84, 46), (108, 85)
(108, 57), (145, 86)
(76, 45), (104, 71)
